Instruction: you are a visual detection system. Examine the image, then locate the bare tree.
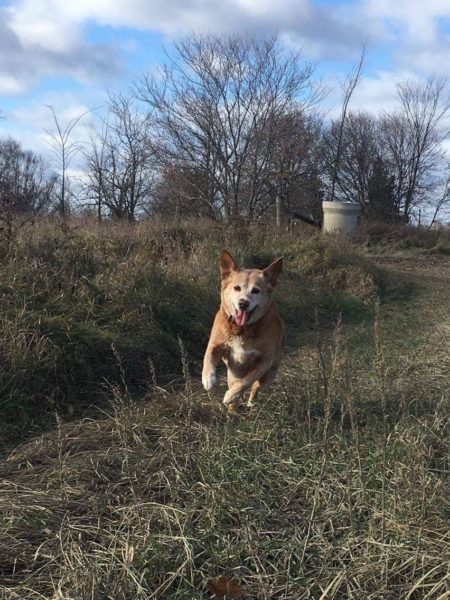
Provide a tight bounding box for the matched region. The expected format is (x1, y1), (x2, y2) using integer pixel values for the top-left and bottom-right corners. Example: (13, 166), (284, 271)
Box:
(0, 137), (57, 215)
(322, 111), (379, 209)
(84, 94), (156, 220)
(366, 156), (397, 222)
(45, 105), (90, 216)
(84, 115), (108, 221)
(329, 46), (366, 202)
(379, 77), (450, 222)
(251, 110), (323, 219)
(428, 167), (450, 228)
(138, 33), (321, 221)
(321, 109), (401, 222)
(322, 77), (450, 223)
(151, 164), (214, 219)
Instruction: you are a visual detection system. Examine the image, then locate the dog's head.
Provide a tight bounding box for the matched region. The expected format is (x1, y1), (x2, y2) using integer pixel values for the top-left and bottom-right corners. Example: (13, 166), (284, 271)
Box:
(220, 250), (283, 327)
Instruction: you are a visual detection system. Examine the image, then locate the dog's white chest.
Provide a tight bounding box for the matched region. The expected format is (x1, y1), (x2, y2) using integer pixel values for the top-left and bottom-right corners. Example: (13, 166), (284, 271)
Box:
(228, 337), (258, 364)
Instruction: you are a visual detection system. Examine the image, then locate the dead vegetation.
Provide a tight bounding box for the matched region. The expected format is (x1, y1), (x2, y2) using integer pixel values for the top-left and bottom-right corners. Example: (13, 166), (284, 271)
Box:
(0, 218), (449, 599)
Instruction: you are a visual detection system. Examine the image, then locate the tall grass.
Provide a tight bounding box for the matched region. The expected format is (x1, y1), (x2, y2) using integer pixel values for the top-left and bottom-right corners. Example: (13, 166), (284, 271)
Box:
(1, 309), (448, 599)
(356, 221), (450, 255)
(0, 217), (386, 446)
(0, 217), (448, 599)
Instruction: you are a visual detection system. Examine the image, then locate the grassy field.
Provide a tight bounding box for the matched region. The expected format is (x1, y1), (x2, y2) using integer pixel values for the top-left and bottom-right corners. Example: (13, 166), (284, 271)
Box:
(0, 219), (449, 599)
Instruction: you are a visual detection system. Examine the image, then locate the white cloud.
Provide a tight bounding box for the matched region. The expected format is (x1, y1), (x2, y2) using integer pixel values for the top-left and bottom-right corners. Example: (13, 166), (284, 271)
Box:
(6, 0), (372, 58)
(2, 0), (450, 159)
(322, 68), (413, 120)
(12, 0), (449, 103)
(0, 74), (27, 95)
(2, 92), (101, 170)
(8, 0), (80, 52)
(364, 0), (450, 77)
(400, 42), (450, 77)
(364, 0), (450, 43)
(349, 69), (415, 114)
(2, 0), (449, 99)
(0, 2), (122, 97)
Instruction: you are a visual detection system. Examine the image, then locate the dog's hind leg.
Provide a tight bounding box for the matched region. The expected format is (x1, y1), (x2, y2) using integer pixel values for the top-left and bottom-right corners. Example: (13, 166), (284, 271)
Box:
(246, 367), (277, 408)
(225, 370), (245, 410)
(223, 359), (276, 408)
(227, 369), (237, 389)
(247, 380), (262, 408)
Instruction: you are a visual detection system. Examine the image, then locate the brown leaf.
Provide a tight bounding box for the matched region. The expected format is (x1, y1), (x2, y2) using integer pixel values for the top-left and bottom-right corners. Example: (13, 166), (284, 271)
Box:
(206, 576), (246, 599)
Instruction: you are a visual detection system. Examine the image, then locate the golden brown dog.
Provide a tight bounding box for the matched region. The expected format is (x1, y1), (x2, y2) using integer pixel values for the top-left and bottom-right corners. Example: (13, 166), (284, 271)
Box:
(202, 250), (285, 409)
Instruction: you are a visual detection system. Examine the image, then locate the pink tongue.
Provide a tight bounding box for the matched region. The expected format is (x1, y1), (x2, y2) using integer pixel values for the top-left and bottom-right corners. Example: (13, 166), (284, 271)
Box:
(236, 309), (249, 327)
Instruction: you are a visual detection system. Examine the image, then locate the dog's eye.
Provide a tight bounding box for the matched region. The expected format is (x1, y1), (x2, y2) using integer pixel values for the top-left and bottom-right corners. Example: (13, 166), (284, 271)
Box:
(233, 285), (241, 292)
(251, 288), (260, 294)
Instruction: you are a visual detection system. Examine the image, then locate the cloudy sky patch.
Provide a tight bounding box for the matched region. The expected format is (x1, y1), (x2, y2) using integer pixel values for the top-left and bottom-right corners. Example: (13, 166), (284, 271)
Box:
(0, 0), (449, 156)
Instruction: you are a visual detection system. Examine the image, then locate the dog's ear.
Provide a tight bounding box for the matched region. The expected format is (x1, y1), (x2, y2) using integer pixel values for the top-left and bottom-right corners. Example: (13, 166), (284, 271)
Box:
(263, 257), (283, 286)
(220, 250), (239, 279)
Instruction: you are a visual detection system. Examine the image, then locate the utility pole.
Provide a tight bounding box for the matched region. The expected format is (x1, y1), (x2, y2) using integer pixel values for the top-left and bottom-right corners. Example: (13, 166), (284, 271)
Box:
(276, 193), (281, 228)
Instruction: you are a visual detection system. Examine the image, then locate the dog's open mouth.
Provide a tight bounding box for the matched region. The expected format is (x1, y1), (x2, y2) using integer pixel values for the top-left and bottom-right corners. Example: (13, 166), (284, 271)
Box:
(235, 306), (256, 327)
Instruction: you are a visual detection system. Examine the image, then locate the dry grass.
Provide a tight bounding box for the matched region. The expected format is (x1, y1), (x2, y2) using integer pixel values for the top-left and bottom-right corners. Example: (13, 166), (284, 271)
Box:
(0, 217), (385, 446)
(1, 320), (448, 599)
(356, 221), (450, 256)
(0, 217), (449, 599)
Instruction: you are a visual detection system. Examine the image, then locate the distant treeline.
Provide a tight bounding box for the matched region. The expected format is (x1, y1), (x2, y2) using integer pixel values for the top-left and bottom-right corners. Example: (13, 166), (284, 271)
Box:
(1, 33), (450, 225)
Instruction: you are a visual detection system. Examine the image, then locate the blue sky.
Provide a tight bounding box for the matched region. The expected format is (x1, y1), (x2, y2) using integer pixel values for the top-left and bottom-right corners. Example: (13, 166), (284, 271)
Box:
(1, 0), (450, 160)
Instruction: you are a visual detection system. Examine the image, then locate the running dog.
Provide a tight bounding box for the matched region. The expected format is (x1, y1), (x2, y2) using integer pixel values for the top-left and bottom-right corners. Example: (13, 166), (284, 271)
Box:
(202, 250), (285, 409)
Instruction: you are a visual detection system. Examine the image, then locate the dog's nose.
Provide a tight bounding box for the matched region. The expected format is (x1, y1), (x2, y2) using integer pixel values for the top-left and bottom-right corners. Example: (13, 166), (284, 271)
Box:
(238, 299), (250, 310)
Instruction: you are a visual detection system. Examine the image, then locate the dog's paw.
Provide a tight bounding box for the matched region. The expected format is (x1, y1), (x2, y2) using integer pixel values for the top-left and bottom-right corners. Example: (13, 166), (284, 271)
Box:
(223, 389), (237, 406)
(202, 369), (217, 391)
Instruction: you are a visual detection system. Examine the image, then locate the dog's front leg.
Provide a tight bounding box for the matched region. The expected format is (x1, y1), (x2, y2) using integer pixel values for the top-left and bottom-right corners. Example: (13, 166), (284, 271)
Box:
(223, 359), (272, 407)
(202, 343), (225, 391)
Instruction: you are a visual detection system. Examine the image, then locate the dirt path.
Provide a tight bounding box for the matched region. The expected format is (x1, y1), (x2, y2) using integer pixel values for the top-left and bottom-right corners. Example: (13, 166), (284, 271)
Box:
(371, 252), (450, 364)
(282, 252), (450, 373)
(371, 253), (450, 281)
(373, 254), (450, 316)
